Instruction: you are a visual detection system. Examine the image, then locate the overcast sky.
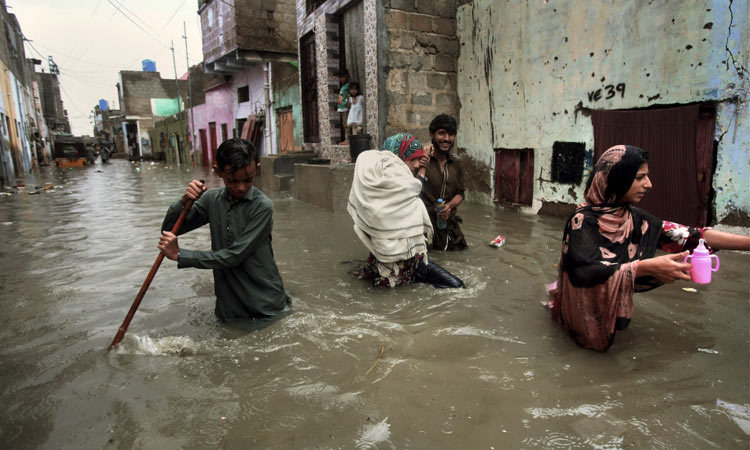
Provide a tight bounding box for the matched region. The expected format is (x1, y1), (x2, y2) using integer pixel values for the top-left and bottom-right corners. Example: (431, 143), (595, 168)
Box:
(9, 0), (204, 135)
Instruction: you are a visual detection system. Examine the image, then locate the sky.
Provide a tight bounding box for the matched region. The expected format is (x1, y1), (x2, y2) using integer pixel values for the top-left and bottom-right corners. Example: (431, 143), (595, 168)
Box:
(9, 0), (205, 136)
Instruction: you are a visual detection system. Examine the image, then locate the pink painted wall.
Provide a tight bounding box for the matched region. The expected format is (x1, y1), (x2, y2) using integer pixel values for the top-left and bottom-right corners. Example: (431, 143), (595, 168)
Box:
(187, 65), (271, 164)
(188, 83), (234, 166)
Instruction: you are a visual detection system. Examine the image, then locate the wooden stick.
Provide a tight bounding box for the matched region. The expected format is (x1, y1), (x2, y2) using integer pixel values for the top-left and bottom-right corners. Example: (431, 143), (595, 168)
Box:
(109, 197), (196, 349)
(365, 345), (385, 375)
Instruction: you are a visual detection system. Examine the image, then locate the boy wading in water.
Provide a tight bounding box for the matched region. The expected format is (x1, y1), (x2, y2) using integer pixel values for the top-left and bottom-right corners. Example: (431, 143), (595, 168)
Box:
(158, 138), (291, 329)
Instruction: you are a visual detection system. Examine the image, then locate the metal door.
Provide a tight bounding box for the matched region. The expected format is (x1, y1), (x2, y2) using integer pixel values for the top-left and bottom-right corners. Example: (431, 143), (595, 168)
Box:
(592, 104), (713, 226)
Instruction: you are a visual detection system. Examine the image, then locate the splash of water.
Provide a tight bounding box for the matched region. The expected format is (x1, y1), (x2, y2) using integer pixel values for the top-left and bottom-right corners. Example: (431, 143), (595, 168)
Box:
(355, 417), (391, 449)
(118, 335), (201, 356)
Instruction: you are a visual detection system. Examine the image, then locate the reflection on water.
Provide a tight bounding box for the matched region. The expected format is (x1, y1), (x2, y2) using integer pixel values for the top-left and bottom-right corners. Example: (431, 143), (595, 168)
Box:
(0, 160), (748, 449)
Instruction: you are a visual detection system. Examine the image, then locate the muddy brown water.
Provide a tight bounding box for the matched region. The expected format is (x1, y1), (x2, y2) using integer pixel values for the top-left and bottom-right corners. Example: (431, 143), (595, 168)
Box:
(1, 160), (748, 449)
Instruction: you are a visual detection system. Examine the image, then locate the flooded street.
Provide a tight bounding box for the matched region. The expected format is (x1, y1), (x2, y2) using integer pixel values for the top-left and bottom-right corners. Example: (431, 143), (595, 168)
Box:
(1, 159), (749, 449)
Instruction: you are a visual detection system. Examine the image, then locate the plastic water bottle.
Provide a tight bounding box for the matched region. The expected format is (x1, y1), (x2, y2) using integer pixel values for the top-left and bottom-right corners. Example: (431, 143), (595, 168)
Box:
(436, 198), (447, 230)
(684, 238), (720, 284)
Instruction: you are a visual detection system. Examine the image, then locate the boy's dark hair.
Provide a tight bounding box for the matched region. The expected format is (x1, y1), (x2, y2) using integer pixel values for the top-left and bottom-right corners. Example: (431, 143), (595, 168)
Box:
(337, 69), (349, 77)
(349, 81), (360, 91)
(216, 138), (257, 172)
(429, 114), (457, 135)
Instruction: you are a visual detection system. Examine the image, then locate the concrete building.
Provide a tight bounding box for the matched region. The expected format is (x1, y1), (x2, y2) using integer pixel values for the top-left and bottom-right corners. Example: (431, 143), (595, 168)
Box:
(0, 0), (50, 184)
(296, 0), (459, 161)
(93, 101), (124, 153)
(456, 0), (749, 226)
(296, 0), (748, 225)
(192, 0), (301, 167)
(117, 69), (189, 158)
(150, 110), (189, 165)
(35, 72), (69, 134)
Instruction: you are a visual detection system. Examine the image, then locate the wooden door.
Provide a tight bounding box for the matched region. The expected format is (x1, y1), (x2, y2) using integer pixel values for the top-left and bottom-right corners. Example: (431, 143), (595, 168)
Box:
(199, 128), (208, 167)
(278, 108), (295, 154)
(300, 32), (319, 143)
(209, 122), (217, 165)
(494, 148), (534, 206)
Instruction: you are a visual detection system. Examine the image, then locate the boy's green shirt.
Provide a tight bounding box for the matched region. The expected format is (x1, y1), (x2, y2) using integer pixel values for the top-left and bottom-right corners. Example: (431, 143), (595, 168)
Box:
(162, 186), (290, 324)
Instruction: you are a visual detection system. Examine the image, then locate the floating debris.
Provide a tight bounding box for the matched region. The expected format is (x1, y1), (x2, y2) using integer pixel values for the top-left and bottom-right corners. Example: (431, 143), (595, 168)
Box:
(682, 287), (698, 293)
(489, 235), (506, 248)
(697, 348), (719, 354)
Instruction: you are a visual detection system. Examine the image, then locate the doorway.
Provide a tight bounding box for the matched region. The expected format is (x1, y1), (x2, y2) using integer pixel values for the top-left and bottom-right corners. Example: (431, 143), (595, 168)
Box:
(592, 104), (714, 226)
(209, 122), (217, 165)
(199, 128), (208, 167)
(338, 1), (366, 139)
(494, 148), (534, 206)
(278, 108), (295, 154)
(300, 32), (319, 143)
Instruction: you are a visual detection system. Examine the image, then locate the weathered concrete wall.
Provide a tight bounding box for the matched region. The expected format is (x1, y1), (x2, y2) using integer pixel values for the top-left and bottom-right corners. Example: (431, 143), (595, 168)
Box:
(293, 162), (355, 211)
(457, 0), (749, 222)
(201, 0), (298, 64)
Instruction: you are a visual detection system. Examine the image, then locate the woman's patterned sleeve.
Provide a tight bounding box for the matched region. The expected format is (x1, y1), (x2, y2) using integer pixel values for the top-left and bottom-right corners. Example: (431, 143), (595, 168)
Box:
(658, 220), (710, 253)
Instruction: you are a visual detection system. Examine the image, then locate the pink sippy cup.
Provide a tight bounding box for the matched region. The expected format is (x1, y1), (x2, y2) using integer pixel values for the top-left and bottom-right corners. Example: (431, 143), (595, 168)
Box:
(684, 238), (719, 284)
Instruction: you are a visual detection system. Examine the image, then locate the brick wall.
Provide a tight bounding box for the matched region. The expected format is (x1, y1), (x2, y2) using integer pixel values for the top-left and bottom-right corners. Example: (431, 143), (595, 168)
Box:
(120, 71), (189, 117)
(383, 0), (458, 142)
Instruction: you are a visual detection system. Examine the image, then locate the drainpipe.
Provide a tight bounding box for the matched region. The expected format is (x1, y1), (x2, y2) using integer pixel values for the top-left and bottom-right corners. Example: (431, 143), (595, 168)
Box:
(263, 62), (274, 155)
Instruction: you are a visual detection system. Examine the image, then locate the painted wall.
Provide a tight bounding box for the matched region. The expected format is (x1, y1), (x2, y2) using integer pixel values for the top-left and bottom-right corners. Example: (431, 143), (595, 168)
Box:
(0, 61), (13, 183)
(150, 111), (189, 166)
(230, 64), (273, 154)
(188, 83), (234, 165)
(456, 0), (749, 222)
(273, 61), (303, 151)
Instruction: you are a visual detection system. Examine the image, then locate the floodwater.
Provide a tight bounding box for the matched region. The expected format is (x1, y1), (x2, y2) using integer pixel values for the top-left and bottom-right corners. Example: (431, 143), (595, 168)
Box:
(1, 159), (748, 450)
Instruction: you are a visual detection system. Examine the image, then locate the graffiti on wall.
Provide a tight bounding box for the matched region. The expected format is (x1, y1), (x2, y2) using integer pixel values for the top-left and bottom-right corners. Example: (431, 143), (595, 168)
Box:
(587, 83), (626, 102)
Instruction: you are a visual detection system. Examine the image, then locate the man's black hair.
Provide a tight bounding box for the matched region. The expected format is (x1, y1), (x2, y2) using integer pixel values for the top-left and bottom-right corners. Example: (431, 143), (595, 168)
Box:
(216, 138), (257, 173)
(429, 114), (457, 135)
(349, 81), (360, 91)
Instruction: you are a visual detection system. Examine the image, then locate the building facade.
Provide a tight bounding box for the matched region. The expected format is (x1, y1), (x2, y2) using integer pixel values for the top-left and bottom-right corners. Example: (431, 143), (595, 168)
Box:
(296, 0), (460, 161)
(192, 0), (301, 167)
(0, 0), (51, 184)
(117, 70), (188, 158)
(456, 0), (749, 226)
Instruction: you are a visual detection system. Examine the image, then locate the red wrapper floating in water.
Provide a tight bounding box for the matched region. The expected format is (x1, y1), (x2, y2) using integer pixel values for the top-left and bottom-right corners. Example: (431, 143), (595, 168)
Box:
(489, 235), (505, 248)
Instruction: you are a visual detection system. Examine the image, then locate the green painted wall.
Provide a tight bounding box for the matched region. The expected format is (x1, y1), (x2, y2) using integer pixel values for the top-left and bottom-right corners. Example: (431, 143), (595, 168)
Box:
(150, 111), (190, 165)
(273, 61), (302, 151)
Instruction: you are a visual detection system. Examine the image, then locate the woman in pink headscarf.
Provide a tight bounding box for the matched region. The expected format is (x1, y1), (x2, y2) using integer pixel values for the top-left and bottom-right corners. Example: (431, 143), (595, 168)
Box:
(549, 145), (749, 351)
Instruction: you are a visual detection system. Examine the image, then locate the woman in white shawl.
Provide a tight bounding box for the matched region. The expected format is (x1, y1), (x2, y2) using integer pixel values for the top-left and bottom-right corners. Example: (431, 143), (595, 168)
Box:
(348, 133), (464, 288)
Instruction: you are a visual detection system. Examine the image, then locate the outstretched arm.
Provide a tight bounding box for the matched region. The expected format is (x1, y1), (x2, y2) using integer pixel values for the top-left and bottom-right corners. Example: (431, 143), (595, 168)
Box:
(702, 229), (750, 251)
(635, 252), (692, 283)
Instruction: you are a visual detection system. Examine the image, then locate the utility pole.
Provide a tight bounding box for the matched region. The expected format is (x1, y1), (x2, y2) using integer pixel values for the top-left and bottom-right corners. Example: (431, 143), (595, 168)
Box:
(263, 62), (273, 155)
(170, 40), (181, 166)
(183, 21), (196, 166)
